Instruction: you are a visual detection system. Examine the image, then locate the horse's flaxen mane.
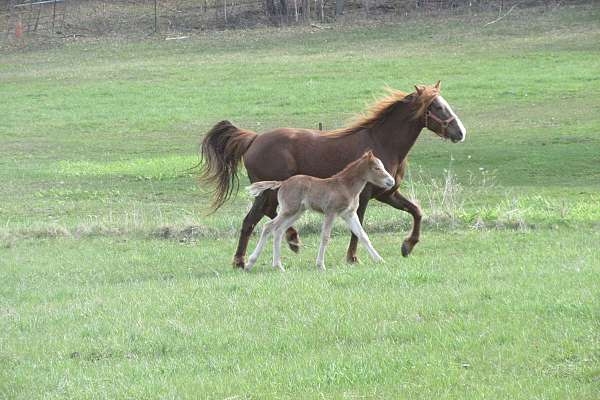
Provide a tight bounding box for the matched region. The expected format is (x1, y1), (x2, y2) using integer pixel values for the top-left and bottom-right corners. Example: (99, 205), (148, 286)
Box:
(324, 86), (439, 138)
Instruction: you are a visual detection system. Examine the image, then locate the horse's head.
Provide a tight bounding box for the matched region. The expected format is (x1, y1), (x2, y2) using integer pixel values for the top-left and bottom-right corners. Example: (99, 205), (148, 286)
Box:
(362, 151), (395, 190)
(415, 81), (467, 143)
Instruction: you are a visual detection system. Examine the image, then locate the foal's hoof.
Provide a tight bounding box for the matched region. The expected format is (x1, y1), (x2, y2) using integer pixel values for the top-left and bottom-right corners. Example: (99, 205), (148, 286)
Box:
(346, 254), (359, 264)
(401, 240), (415, 257)
(232, 256), (245, 269)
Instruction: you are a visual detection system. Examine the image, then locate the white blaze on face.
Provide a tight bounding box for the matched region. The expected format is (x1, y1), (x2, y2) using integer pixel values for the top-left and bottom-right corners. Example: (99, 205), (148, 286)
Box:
(438, 95), (467, 141)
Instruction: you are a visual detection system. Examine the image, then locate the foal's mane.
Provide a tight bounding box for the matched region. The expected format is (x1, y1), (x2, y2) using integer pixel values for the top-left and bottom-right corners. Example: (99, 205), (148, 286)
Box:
(325, 86), (439, 138)
(331, 152), (374, 181)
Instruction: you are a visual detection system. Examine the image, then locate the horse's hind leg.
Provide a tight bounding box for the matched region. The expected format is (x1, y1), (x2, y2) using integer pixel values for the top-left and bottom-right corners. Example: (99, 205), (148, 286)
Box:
(285, 228), (301, 253)
(377, 191), (422, 257)
(233, 192), (268, 268)
(263, 192), (301, 254)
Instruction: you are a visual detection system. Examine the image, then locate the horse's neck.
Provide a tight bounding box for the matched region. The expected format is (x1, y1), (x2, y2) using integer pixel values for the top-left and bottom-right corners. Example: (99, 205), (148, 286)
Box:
(372, 110), (423, 164)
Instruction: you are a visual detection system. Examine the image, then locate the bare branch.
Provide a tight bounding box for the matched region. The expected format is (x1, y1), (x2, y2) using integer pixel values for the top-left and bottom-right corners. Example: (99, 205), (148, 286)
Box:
(483, 2), (520, 27)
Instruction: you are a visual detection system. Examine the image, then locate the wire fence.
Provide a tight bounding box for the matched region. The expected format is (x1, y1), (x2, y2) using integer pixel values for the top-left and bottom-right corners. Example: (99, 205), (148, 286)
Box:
(1, 0), (569, 40)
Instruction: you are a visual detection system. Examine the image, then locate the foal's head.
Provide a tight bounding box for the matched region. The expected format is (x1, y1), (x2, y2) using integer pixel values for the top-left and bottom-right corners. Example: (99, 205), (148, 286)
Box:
(415, 81), (467, 143)
(361, 151), (395, 190)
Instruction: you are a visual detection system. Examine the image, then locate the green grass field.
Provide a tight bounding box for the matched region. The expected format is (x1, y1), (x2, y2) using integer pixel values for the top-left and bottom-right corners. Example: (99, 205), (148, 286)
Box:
(1, 4), (600, 399)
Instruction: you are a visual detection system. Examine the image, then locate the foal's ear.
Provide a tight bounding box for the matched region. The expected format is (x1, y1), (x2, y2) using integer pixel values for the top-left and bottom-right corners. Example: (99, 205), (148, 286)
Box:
(434, 80), (442, 91)
(414, 85), (425, 95)
(364, 150), (374, 159)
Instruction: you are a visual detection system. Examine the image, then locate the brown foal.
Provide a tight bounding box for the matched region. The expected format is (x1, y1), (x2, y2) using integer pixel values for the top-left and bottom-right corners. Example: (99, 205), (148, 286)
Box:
(246, 152), (395, 271)
(200, 81), (467, 268)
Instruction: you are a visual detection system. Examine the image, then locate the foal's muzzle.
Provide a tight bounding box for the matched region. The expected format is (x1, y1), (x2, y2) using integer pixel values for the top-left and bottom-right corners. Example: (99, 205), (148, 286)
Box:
(383, 177), (395, 189)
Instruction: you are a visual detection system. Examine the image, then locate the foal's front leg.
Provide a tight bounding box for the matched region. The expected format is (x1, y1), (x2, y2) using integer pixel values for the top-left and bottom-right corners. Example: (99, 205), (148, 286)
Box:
(316, 213), (336, 271)
(343, 212), (383, 263)
(346, 188), (372, 263)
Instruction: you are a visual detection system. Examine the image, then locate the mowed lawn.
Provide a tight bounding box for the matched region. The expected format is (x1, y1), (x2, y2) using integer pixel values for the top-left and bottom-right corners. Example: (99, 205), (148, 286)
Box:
(1, 3), (600, 399)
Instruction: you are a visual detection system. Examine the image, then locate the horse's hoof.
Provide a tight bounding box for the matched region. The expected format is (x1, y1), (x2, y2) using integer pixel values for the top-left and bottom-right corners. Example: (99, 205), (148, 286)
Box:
(286, 231), (301, 253)
(232, 256), (245, 269)
(346, 254), (359, 264)
(287, 240), (300, 253)
(401, 241), (412, 257)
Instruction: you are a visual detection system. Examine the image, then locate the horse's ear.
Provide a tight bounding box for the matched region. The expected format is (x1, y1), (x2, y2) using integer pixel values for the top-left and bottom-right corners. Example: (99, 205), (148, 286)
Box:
(434, 80), (441, 90)
(414, 85), (424, 95)
(363, 150), (374, 158)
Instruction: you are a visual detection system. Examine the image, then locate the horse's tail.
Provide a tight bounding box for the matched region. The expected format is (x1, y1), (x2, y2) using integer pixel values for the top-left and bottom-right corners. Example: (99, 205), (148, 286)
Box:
(247, 181), (282, 198)
(200, 120), (258, 211)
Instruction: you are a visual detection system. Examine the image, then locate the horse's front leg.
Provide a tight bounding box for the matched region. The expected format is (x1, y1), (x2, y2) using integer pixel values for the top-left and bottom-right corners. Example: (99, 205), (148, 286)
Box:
(346, 189), (372, 263)
(377, 190), (422, 257)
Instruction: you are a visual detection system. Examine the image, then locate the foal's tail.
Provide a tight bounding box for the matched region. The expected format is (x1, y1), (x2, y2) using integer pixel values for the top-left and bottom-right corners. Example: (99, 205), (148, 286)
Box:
(200, 120), (258, 211)
(247, 181), (282, 198)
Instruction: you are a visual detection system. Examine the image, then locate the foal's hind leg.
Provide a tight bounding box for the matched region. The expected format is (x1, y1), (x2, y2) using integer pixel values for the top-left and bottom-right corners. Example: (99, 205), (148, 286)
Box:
(272, 211), (304, 271)
(246, 216), (280, 271)
(263, 193), (301, 254)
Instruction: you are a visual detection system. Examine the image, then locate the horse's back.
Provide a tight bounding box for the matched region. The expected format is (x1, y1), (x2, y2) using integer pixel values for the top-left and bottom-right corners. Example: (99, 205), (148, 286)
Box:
(243, 126), (401, 195)
(243, 128), (323, 181)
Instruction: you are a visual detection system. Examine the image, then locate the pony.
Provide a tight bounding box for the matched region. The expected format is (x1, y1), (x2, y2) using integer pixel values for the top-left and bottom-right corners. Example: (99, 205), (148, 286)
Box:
(200, 81), (466, 268)
(246, 151), (395, 271)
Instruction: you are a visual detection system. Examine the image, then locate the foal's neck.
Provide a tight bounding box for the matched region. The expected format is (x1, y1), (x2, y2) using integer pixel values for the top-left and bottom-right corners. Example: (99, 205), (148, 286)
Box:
(336, 160), (370, 197)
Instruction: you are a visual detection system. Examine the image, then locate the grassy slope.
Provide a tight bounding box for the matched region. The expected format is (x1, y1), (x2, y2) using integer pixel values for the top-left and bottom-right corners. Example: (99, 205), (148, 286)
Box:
(1, 4), (600, 399)
(1, 230), (599, 399)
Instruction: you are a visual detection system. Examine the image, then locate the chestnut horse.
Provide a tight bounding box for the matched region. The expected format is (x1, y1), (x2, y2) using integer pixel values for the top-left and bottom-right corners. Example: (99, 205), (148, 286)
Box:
(200, 81), (467, 268)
